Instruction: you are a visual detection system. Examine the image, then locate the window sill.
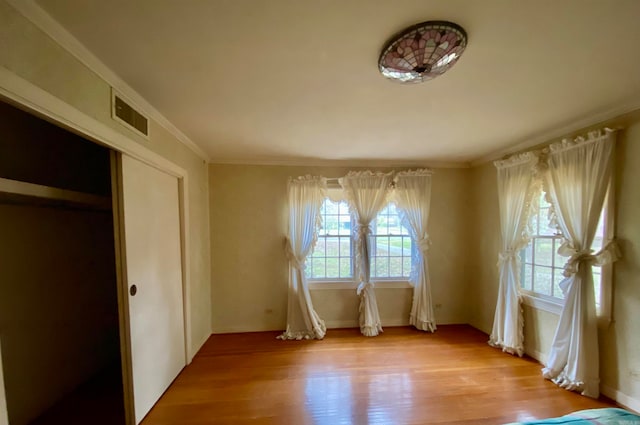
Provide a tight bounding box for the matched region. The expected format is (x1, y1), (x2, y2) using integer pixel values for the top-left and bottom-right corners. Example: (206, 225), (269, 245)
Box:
(520, 292), (563, 315)
(309, 280), (413, 290)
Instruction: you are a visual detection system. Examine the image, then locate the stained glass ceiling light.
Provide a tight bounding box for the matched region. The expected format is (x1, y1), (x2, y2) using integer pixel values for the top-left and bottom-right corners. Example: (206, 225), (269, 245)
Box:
(379, 21), (468, 84)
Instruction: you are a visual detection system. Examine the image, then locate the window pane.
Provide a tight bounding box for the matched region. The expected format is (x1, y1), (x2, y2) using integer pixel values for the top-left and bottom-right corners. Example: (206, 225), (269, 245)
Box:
(375, 257), (389, 277)
(338, 217), (351, 235)
(553, 243), (565, 269)
(309, 199), (353, 280)
(374, 237), (390, 257)
(311, 258), (325, 279)
(312, 238), (326, 257)
(533, 266), (553, 296)
(522, 264), (533, 291)
(389, 257), (402, 277)
(553, 269), (565, 299)
(340, 258), (352, 278)
(325, 201), (338, 215)
(338, 202), (350, 215)
(339, 237), (351, 256)
(326, 258), (339, 278)
(402, 237), (412, 256)
(375, 214), (387, 235)
(593, 268), (602, 306)
(524, 243), (533, 263)
(403, 257), (412, 277)
(326, 237), (339, 257)
(389, 236), (403, 256)
(388, 215), (403, 235)
(535, 239), (553, 266)
(324, 215), (339, 235)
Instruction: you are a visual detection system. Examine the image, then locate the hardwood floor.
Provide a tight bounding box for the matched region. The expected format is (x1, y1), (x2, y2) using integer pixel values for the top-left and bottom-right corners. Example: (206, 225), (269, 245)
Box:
(141, 325), (616, 425)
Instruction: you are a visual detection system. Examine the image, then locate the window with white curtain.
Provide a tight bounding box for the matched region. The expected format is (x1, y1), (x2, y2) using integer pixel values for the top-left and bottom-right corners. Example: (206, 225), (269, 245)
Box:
(307, 198), (353, 279)
(520, 190), (612, 315)
(370, 203), (413, 279)
(307, 198), (413, 281)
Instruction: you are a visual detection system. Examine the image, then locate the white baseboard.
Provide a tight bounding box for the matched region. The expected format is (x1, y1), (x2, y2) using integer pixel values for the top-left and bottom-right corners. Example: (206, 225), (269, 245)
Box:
(325, 318), (411, 329)
(325, 320), (358, 329)
(189, 331), (211, 363)
(524, 348), (548, 366)
(211, 324), (283, 334)
(601, 385), (640, 413)
(524, 348), (640, 413)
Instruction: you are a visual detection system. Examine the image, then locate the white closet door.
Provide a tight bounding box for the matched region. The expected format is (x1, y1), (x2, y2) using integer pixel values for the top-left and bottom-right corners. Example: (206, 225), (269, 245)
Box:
(120, 155), (186, 424)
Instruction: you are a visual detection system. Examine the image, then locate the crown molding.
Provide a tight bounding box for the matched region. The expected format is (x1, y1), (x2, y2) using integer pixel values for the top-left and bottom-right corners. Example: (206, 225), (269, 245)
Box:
(208, 156), (471, 169)
(470, 98), (640, 167)
(6, 0), (211, 162)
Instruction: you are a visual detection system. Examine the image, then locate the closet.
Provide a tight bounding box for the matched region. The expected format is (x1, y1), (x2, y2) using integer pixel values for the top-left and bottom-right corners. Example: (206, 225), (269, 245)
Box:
(0, 100), (124, 425)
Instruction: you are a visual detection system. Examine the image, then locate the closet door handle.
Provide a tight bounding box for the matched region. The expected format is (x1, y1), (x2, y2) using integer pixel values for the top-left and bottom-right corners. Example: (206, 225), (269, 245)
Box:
(130, 284), (138, 296)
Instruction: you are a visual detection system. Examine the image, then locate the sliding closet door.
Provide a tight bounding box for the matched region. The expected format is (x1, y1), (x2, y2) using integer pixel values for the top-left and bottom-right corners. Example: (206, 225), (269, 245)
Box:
(118, 154), (186, 424)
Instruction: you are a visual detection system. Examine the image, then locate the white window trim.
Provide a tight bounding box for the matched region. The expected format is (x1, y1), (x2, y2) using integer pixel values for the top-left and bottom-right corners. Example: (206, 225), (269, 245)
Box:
(520, 290), (563, 315)
(522, 183), (615, 328)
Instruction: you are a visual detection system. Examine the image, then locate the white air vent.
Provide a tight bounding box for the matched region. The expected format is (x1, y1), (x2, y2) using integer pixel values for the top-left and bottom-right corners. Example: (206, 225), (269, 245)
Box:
(111, 89), (149, 139)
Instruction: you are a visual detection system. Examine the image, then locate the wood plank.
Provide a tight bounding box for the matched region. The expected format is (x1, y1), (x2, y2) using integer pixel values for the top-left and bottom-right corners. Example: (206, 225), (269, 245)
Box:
(141, 326), (618, 425)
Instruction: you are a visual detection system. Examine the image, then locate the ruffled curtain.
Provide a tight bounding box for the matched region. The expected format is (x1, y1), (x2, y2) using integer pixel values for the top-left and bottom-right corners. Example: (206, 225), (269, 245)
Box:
(393, 169), (436, 332)
(489, 152), (540, 356)
(541, 129), (619, 398)
(278, 176), (327, 340)
(340, 171), (393, 337)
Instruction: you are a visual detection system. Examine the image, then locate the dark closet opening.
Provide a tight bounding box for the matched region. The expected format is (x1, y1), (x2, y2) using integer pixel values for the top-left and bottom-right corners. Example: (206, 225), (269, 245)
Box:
(0, 100), (125, 425)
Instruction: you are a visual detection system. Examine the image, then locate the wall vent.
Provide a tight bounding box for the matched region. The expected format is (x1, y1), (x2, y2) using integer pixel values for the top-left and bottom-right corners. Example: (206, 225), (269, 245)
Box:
(111, 89), (149, 139)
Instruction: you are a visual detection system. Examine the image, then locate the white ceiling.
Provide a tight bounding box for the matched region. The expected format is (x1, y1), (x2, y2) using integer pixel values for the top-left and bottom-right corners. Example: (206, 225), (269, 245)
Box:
(35, 0), (640, 165)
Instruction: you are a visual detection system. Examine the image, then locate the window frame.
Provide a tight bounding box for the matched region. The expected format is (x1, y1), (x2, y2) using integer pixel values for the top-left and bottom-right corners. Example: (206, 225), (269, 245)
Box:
(520, 184), (614, 325)
(306, 192), (355, 282)
(307, 189), (414, 289)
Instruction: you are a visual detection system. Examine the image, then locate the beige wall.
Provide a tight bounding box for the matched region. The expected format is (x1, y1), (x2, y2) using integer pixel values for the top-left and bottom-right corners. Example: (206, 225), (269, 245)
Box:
(0, 0), (211, 355)
(209, 164), (471, 333)
(0, 205), (119, 425)
(469, 110), (640, 407)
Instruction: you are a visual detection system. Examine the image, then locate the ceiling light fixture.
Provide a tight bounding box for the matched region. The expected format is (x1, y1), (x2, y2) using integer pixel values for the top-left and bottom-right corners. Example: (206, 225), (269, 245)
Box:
(379, 21), (468, 84)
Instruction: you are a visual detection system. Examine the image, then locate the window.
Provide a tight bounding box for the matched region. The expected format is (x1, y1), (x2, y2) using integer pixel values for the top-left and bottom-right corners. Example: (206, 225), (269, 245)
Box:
(370, 203), (413, 279)
(307, 198), (413, 281)
(520, 193), (566, 299)
(520, 191), (610, 314)
(307, 198), (353, 279)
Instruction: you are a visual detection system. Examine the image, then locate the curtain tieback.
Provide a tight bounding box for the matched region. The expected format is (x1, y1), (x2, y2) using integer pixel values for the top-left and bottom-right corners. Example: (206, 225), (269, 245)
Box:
(284, 237), (305, 270)
(417, 234), (431, 252)
(355, 223), (372, 241)
(497, 249), (519, 267)
(357, 281), (374, 296)
(561, 240), (621, 277)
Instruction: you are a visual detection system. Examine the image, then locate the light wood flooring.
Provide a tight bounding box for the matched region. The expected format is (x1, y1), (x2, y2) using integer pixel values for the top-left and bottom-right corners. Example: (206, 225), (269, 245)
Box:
(141, 325), (617, 425)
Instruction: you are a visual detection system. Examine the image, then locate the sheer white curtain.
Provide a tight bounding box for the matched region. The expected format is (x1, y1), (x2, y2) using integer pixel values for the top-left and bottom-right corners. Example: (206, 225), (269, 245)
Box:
(278, 176), (327, 340)
(340, 171), (393, 337)
(393, 169), (436, 332)
(541, 129), (619, 398)
(489, 152), (539, 356)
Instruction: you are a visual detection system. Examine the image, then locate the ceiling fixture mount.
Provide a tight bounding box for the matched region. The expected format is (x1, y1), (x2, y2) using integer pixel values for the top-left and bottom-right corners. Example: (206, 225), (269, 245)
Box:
(379, 21), (468, 84)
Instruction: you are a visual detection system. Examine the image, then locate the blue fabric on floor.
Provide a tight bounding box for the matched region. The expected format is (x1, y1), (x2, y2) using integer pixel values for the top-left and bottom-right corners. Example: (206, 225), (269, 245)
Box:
(505, 408), (640, 424)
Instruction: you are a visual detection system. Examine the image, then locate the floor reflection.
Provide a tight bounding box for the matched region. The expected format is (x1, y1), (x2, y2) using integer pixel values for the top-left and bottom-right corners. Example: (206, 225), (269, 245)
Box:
(304, 369), (412, 425)
(305, 371), (353, 425)
(367, 373), (413, 425)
